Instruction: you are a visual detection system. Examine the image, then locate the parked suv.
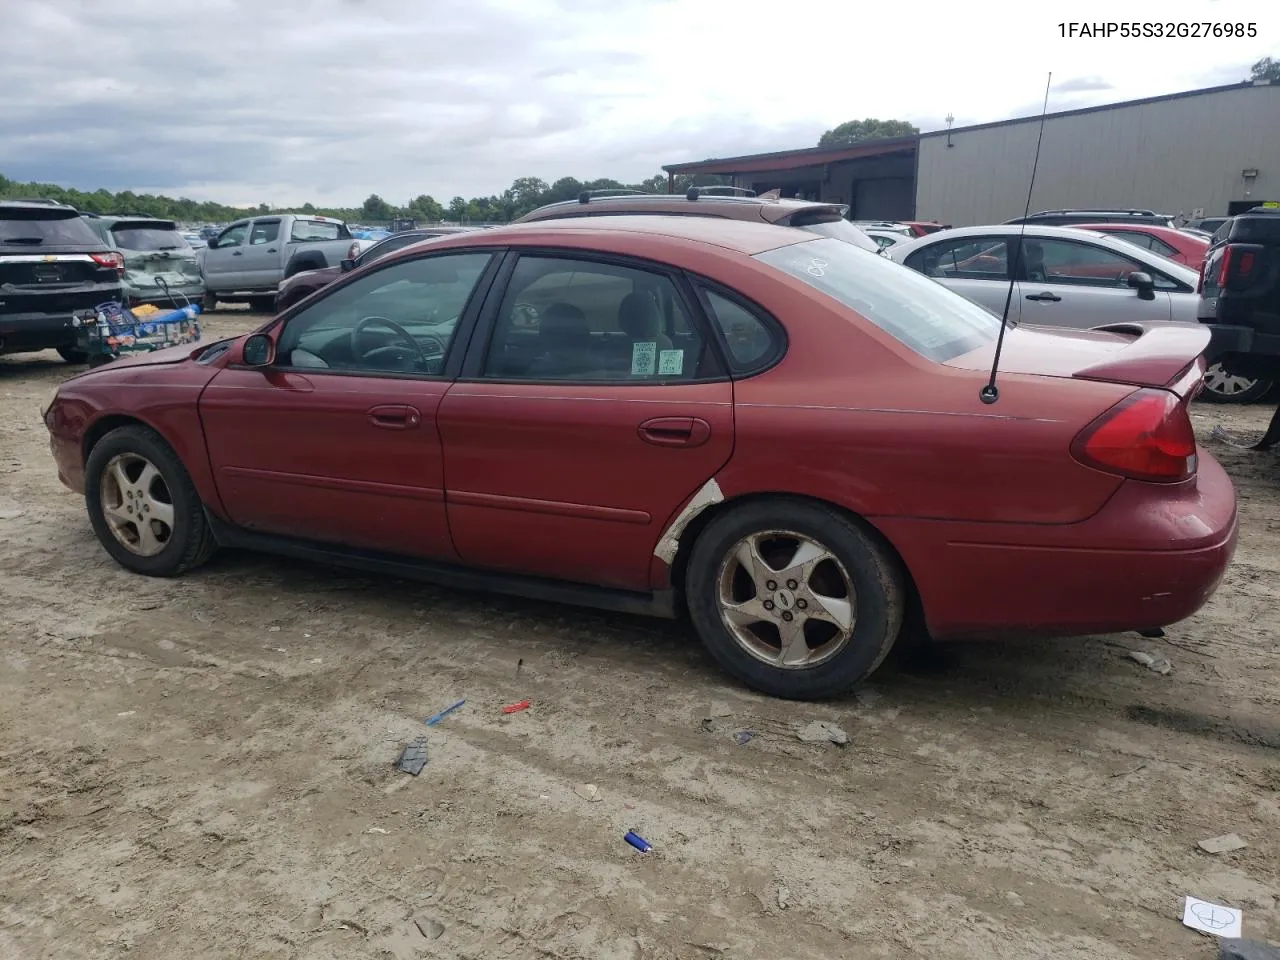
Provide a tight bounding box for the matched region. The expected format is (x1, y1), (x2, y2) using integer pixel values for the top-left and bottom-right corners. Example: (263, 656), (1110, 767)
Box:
(515, 187), (882, 253)
(0, 200), (123, 363)
(1198, 207), (1280, 411)
(1007, 209), (1175, 228)
(84, 215), (204, 309)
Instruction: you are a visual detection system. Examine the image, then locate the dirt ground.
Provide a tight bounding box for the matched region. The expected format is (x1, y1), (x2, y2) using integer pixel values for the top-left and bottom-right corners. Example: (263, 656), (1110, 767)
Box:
(2, 309), (1278, 960)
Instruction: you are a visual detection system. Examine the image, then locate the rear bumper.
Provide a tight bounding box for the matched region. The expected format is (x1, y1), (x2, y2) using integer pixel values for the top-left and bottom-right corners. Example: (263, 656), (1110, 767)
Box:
(1, 309), (91, 352)
(877, 450), (1238, 640)
(1201, 323), (1280, 378)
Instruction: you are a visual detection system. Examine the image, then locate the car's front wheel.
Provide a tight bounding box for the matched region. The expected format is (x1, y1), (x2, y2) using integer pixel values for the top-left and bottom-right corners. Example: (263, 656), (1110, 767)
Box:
(84, 425), (217, 576)
(685, 499), (905, 700)
(56, 346), (90, 364)
(1201, 362), (1273, 403)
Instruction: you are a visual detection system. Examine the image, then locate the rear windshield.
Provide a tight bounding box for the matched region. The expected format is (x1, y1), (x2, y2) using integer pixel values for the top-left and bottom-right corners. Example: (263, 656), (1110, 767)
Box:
(0, 210), (101, 246)
(110, 225), (190, 251)
(291, 220), (351, 242)
(754, 237), (1001, 362)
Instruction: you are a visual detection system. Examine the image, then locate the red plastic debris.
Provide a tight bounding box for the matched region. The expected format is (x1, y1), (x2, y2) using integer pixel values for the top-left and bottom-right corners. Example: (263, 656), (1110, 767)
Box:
(501, 699), (531, 714)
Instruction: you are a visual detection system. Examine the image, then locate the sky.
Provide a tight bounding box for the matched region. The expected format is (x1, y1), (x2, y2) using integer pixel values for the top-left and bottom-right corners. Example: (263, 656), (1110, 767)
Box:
(0, 0), (1275, 207)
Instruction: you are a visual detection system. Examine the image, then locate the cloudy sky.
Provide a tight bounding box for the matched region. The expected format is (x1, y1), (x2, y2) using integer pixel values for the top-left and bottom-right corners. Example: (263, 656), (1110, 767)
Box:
(1, 0), (1274, 207)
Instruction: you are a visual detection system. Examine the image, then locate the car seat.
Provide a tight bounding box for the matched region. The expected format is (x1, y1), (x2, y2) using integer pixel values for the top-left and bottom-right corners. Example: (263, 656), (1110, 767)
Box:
(605, 291), (673, 374)
(526, 301), (596, 378)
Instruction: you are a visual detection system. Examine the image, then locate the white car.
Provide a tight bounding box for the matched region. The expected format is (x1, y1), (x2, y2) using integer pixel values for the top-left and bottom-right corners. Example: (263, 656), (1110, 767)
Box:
(862, 229), (913, 251)
(887, 224), (1258, 402)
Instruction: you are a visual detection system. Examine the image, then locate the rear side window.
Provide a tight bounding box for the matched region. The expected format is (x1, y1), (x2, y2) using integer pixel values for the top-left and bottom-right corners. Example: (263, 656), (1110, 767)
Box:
(250, 220), (281, 245)
(291, 220), (351, 242)
(755, 237), (1000, 362)
(697, 286), (782, 373)
(0, 210), (101, 246)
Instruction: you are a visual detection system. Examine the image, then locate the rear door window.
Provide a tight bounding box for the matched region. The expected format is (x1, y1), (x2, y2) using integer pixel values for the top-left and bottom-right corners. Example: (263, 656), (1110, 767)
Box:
(906, 236), (1012, 280)
(249, 220), (281, 245)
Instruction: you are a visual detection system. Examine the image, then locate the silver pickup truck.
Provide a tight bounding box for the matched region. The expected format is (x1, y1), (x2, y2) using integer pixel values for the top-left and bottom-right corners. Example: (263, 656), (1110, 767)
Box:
(198, 214), (355, 311)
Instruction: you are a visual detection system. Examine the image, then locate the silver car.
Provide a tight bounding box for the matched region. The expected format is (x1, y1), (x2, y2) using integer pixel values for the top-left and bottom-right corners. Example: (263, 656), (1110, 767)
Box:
(888, 224), (1255, 401)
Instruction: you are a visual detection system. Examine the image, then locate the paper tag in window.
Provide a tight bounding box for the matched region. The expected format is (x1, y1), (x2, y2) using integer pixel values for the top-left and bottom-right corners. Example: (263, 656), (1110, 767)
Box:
(631, 341), (656, 375)
(657, 349), (684, 375)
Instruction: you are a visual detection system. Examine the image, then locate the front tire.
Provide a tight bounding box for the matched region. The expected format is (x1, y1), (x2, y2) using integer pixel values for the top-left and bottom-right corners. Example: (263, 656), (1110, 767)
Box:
(685, 499), (905, 700)
(1201, 362), (1273, 404)
(56, 346), (90, 364)
(84, 425), (217, 577)
(247, 295), (276, 313)
(201, 291), (218, 313)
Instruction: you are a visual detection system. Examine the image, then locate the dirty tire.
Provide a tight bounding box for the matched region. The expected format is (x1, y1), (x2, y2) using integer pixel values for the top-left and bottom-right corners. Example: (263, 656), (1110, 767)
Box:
(1200, 362), (1273, 404)
(685, 498), (904, 700)
(84, 425), (217, 577)
(56, 346), (90, 364)
(247, 296), (276, 313)
(283, 254), (326, 279)
(201, 291), (218, 312)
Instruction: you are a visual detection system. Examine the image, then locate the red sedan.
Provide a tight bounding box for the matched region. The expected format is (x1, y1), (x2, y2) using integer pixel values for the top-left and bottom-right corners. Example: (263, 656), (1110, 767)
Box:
(1075, 223), (1209, 268)
(42, 216), (1237, 700)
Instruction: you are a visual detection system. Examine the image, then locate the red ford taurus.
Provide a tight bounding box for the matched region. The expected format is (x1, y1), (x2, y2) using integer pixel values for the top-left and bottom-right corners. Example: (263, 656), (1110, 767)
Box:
(42, 215), (1237, 700)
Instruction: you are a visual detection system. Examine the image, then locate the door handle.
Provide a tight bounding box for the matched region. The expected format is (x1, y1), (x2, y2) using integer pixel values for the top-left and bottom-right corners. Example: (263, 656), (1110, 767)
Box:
(638, 417), (711, 448)
(1025, 291), (1061, 302)
(232, 251), (243, 256)
(367, 404), (421, 429)
(267, 247), (277, 253)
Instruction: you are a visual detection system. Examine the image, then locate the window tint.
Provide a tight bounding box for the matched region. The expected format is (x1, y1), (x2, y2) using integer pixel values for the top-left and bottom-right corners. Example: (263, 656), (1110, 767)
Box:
(1104, 230), (1152, 250)
(213, 224), (248, 248)
(275, 253), (492, 376)
(250, 220), (281, 245)
(290, 219), (349, 242)
(0, 211), (104, 246)
(360, 233), (427, 266)
(482, 255), (710, 382)
(1022, 238), (1171, 288)
(1147, 236), (1179, 258)
(755, 237), (1000, 363)
(700, 287), (778, 371)
(906, 236), (1011, 280)
(110, 225), (189, 251)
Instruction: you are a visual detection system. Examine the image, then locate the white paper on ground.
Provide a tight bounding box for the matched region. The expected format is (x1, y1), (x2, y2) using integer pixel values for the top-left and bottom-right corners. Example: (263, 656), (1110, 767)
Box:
(1182, 896), (1242, 938)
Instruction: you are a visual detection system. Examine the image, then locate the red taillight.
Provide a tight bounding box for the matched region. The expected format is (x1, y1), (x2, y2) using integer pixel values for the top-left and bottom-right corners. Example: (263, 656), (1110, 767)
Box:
(1215, 246), (1232, 287)
(90, 251), (125, 276)
(1237, 251), (1255, 277)
(1071, 388), (1197, 483)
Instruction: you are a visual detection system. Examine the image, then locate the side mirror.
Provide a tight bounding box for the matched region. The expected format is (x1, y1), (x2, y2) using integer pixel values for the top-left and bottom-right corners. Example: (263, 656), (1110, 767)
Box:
(241, 333), (275, 367)
(340, 258), (356, 272)
(1128, 271), (1156, 300)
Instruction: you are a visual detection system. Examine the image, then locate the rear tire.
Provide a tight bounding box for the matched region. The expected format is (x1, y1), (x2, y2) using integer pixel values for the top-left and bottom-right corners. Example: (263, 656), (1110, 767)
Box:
(248, 296), (276, 313)
(56, 346), (90, 364)
(685, 498), (905, 700)
(201, 291), (218, 313)
(1201, 362), (1273, 403)
(84, 425), (217, 577)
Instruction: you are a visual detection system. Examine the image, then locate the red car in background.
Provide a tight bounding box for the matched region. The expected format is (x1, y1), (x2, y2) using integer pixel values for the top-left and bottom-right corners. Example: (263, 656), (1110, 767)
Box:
(42, 216), (1237, 700)
(1075, 223), (1209, 268)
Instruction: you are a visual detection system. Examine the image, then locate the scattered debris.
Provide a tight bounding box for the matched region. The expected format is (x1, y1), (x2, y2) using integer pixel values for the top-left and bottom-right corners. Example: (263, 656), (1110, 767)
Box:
(796, 720), (849, 746)
(425, 699), (465, 726)
(516, 657), (523, 677)
(116, 711), (136, 717)
(776, 885), (790, 910)
(1005, 891), (1024, 907)
(1198, 833), (1248, 855)
(394, 737), (429, 776)
(501, 699), (531, 714)
(624, 830), (652, 853)
(1219, 939), (1280, 960)
(1127, 650), (1172, 675)
(365, 827), (389, 835)
(700, 718), (720, 734)
(413, 915), (445, 940)
(268, 626), (281, 632)
(574, 783), (602, 803)
(1183, 896), (1243, 939)
(307, 658), (323, 664)
(733, 730), (756, 745)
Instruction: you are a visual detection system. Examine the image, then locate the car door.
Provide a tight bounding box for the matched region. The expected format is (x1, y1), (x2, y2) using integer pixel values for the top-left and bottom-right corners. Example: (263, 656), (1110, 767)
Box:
(238, 218), (283, 289)
(1015, 236), (1173, 328)
(902, 235), (1022, 320)
(437, 252), (734, 591)
(201, 221), (250, 290)
(198, 250), (500, 557)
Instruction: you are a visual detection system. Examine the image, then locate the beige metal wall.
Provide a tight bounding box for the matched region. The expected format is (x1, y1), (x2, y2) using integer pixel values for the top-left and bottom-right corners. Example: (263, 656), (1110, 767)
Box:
(914, 83), (1280, 226)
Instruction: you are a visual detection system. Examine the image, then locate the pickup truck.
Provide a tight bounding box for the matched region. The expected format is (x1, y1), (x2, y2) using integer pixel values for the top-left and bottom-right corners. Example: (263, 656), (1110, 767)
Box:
(199, 214), (355, 311)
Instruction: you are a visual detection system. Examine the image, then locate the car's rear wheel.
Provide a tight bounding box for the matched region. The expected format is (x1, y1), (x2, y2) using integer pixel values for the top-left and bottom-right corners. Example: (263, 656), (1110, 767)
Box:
(1201, 362), (1273, 403)
(84, 425), (217, 577)
(201, 291), (218, 313)
(248, 295), (276, 313)
(685, 499), (904, 700)
(56, 346), (89, 364)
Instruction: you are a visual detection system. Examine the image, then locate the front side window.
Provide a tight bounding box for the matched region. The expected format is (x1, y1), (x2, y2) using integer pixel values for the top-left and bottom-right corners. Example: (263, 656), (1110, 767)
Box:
(755, 237), (1000, 363)
(250, 220), (281, 245)
(906, 236), (1012, 280)
(359, 233), (431, 267)
(1021, 238), (1175, 288)
(482, 255), (711, 381)
(274, 253), (492, 375)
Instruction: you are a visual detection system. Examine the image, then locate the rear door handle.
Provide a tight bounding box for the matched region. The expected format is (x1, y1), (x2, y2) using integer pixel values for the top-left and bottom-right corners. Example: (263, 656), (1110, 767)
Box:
(638, 417), (711, 448)
(1025, 291), (1061, 302)
(368, 404), (421, 429)
(231, 251), (243, 256)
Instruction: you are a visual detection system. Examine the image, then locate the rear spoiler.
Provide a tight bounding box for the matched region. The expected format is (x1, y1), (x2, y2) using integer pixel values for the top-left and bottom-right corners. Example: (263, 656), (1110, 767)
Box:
(1074, 321), (1210, 394)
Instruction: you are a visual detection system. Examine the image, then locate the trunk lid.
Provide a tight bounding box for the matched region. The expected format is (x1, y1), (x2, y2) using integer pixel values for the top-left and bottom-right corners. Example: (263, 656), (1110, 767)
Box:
(946, 321), (1210, 398)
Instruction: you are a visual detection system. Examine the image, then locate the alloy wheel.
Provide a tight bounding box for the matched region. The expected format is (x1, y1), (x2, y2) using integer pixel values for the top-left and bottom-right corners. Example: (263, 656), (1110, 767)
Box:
(99, 453), (176, 557)
(1203, 362), (1260, 400)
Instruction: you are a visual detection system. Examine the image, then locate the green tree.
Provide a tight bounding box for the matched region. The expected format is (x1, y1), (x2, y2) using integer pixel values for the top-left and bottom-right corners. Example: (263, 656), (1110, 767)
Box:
(408, 194), (443, 221)
(361, 193), (393, 221)
(817, 118), (919, 148)
(1251, 56), (1280, 81)
(301, 202), (316, 214)
(447, 196), (467, 221)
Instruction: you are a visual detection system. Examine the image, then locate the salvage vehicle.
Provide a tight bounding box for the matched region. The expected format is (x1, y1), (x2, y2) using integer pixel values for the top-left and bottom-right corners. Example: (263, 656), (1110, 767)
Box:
(84, 216), (205, 308)
(889, 224), (1266, 403)
(43, 215), (1237, 700)
(274, 226), (475, 311)
(1, 200), (123, 363)
(199, 214), (354, 311)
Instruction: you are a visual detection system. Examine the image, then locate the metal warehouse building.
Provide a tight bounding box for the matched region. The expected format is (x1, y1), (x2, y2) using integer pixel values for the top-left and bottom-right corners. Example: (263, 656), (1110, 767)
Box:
(662, 80), (1279, 226)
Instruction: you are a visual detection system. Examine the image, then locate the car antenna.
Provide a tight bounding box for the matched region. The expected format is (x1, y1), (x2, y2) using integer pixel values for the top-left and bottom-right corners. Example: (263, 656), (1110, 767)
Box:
(980, 71), (1052, 405)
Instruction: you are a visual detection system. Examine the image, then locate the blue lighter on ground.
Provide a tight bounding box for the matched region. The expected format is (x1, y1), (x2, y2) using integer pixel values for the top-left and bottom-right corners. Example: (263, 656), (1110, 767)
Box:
(425, 700), (465, 726)
(624, 831), (652, 853)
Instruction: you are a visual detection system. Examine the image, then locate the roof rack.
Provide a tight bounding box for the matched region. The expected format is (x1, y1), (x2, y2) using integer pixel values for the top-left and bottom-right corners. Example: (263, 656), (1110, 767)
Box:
(1029, 208), (1158, 216)
(6, 197), (67, 206)
(577, 188), (650, 204)
(686, 185), (757, 200)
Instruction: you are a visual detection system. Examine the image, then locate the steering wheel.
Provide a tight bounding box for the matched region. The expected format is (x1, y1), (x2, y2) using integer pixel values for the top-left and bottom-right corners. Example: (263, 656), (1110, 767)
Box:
(351, 316), (433, 369)
(511, 302), (539, 327)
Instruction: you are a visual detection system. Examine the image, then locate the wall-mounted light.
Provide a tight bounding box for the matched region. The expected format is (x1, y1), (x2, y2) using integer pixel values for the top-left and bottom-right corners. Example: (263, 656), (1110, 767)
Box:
(946, 113), (955, 148)
(1242, 168), (1259, 179)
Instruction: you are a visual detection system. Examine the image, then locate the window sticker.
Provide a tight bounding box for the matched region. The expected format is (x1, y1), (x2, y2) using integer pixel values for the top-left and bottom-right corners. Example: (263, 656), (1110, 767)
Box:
(631, 340), (656, 375)
(657, 349), (685, 376)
